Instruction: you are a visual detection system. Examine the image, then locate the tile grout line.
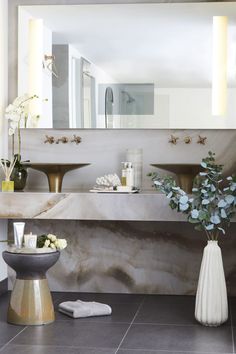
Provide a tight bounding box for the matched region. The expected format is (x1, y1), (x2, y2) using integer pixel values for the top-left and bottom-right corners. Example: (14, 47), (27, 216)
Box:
(0, 326), (27, 353)
(229, 298), (235, 354)
(113, 349), (234, 354)
(114, 298), (145, 354)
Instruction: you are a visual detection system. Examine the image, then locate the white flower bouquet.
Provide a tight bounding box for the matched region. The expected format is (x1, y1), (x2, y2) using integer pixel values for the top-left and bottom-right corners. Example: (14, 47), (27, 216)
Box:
(37, 233), (67, 251)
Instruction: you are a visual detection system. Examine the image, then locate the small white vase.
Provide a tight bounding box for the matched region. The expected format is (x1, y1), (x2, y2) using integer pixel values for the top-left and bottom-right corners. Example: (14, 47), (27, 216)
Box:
(195, 240), (228, 326)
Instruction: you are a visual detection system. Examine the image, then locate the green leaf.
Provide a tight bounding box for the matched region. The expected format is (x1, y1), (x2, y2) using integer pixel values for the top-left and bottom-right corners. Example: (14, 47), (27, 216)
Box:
(195, 224), (204, 232)
(37, 235), (47, 248)
(218, 199), (227, 208)
(226, 195), (234, 204)
(210, 215), (221, 224)
(179, 195), (188, 204)
(180, 203), (189, 211)
(188, 216), (199, 224)
(198, 210), (208, 221)
(202, 199), (210, 205)
(191, 209), (199, 219)
(206, 224), (214, 231)
(221, 209), (227, 218)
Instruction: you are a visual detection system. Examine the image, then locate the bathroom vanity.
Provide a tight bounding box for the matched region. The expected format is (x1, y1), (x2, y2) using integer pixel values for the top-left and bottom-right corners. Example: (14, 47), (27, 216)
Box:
(2, 1), (236, 297)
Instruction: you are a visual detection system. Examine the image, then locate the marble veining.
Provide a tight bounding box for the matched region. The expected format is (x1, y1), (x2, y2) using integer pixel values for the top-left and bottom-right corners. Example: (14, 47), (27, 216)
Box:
(0, 192), (188, 221)
(8, 220), (236, 295)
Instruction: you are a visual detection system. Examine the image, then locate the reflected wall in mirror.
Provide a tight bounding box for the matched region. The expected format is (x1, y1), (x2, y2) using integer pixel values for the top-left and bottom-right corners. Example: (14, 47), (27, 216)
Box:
(18, 2), (236, 129)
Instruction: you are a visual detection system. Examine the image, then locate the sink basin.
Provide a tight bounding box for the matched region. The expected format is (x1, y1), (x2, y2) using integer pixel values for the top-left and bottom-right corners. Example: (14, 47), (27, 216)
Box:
(150, 163), (202, 193)
(26, 163), (90, 193)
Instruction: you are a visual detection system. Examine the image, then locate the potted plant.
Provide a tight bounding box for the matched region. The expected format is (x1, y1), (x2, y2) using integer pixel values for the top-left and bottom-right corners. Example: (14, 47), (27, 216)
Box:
(150, 152), (236, 326)
(5, 94), (40, 190)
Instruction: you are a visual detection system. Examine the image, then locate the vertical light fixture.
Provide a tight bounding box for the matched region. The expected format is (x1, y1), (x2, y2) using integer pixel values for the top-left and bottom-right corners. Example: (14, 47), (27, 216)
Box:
(0, 0), (8, 158)
(212, 16), (228, 116)
(28, 18), (43, 117)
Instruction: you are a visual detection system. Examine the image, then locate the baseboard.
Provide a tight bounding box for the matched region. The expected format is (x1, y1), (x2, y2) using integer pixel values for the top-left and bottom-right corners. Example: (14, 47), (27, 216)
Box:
(0, 278), (8, 296)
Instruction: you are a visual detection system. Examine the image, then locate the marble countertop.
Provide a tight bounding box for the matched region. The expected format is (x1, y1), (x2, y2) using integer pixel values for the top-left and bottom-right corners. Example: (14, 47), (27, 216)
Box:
(0, 190), (188, 221)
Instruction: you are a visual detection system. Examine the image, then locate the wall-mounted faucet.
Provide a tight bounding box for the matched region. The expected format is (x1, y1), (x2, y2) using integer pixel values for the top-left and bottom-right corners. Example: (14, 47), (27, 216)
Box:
(197, 135), (207, 145)
(184, 136), (192, 144)
(44, 135), (82, 145)
(71, 135), (82, 145)
(44, 135), (55, 144)
(168, 135), (179, 145)
(169, 135), (207, 145)
(56, 136), (69, 144)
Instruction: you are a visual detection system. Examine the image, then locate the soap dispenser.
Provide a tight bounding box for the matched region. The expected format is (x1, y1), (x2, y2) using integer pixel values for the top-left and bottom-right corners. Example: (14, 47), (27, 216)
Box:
(126, 162), (134, 188)
(121, 162), (127, 186)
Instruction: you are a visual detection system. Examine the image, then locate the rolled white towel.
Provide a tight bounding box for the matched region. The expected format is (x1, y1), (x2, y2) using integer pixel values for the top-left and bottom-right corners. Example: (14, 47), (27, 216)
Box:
(58, 300), (112, 318)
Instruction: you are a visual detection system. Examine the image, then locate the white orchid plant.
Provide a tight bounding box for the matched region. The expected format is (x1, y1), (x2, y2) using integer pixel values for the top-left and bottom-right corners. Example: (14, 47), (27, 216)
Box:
(150, 152), (236, 240)
(5, 94), (43, 161)
(37, 233), (67, 251)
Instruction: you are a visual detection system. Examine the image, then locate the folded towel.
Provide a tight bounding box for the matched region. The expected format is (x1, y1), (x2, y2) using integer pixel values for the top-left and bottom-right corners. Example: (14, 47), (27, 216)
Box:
(58, 300), (112, 318)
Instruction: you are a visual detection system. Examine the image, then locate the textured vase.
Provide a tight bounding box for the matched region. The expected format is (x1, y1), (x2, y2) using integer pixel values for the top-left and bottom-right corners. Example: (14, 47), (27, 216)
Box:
(195, 240), (228, 326)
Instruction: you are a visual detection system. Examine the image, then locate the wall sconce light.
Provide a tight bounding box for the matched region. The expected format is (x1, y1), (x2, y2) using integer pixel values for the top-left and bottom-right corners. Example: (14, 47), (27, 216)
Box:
(43, 55), (59, 78)
(28, 18), (43, 117)
(212, 16), (228, 116)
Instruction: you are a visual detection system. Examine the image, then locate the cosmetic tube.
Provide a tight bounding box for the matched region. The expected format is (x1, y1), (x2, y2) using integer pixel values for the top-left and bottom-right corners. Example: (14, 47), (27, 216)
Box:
(13, 222), (25, 248)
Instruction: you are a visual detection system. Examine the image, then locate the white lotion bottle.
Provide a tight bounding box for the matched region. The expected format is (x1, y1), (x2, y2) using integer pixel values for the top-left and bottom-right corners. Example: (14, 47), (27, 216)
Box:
(13, 222), (25, 248)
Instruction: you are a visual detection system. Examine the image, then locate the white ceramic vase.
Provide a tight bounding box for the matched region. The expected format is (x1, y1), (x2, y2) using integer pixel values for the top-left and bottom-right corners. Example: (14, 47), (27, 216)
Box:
(195, 240), (228, 326)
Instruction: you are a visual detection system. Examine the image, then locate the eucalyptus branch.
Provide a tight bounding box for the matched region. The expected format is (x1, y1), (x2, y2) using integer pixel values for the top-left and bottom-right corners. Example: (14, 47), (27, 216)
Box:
(150, 152), (236, 240)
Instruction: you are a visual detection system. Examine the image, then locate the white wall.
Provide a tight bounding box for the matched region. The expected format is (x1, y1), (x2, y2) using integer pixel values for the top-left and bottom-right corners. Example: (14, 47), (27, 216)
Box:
(0, 0), (9, 282)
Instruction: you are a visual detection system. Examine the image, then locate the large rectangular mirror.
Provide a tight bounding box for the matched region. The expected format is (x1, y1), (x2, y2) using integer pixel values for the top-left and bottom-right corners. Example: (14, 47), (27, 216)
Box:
(18, 2), (236, 129)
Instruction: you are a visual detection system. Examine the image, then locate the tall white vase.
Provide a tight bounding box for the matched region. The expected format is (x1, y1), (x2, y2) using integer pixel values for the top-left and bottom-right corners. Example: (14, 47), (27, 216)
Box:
(195, 240), (228, 326)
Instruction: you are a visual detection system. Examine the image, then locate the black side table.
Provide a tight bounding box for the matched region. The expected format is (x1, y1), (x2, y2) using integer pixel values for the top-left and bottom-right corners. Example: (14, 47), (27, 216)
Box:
(2, 251), (60, 325)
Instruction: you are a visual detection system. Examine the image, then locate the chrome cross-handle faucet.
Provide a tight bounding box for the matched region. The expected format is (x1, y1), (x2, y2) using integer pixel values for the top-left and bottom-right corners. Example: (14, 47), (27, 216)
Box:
(56, 136), (69, 144)
(71, 135), (82, 145)
(44, 135), (55, 144)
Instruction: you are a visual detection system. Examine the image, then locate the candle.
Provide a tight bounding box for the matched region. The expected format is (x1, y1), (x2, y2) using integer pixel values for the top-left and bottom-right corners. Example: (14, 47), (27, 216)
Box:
(24, 232), (37, 249)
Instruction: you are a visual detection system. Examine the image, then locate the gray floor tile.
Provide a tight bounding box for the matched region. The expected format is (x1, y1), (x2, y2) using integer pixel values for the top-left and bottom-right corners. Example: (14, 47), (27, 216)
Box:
(12, 321), (129, 349)
(117, 350), (233, 354)
(0, 344), (116, 354)
(0, 293), (10, 322)
(137, 295), (231, 326)
(135, 295), (196, 325)
(55, 302), (139, 323)
(0, 322), (25, 345)
(55, 292), (144, 305)
(229, 297), (236, 326)
(120, 324), (233, 353)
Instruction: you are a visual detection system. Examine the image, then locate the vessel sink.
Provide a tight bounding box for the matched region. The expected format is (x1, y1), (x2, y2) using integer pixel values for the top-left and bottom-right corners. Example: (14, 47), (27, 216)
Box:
(150, 163), (202, 193)
(26, 163), (90, 193)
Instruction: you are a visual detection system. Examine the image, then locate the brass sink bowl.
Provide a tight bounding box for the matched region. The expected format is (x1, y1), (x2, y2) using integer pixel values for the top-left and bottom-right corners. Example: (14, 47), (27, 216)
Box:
(151, 163), (202, 193)
(27, 163), (90, 193)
